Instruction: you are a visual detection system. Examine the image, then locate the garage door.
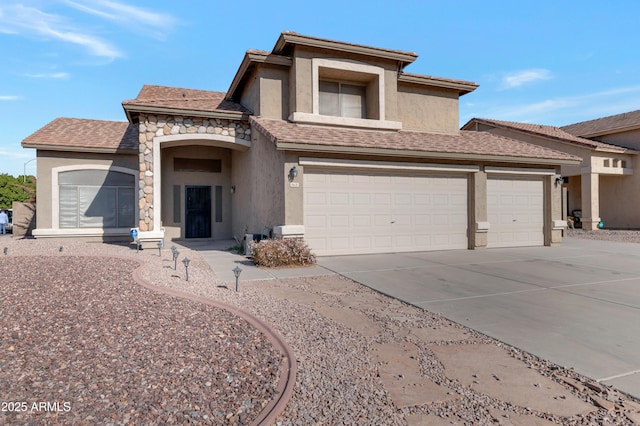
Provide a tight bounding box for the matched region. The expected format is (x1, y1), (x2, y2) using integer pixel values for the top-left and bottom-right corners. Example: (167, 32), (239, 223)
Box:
(487, 176), (544, 248)
(304, 169), (468, 256)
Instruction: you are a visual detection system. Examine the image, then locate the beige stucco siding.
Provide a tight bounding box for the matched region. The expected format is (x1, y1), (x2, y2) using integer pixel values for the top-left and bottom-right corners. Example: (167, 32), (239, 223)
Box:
(231, 131), (285, 239)
(35, 151), (137, 229)
(397, 83), (459, 134)
(597, 129), (640, 150)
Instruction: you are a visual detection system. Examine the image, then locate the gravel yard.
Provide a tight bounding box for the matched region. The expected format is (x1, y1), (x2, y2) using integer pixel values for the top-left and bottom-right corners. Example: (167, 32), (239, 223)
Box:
(1, 233), (640, 425)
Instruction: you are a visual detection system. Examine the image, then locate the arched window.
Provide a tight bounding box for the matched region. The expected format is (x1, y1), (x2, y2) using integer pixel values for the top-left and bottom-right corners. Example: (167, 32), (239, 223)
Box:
(58, 169), (135, 228)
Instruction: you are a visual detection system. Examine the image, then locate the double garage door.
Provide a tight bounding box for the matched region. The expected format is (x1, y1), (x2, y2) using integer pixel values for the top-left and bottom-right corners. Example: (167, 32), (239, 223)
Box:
(304, 168), (545, 256)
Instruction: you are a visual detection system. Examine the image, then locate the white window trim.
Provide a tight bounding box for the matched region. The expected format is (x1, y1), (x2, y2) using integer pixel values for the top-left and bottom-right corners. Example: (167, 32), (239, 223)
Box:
(51, 165), (138, 230)
(289, 58), (402, 131)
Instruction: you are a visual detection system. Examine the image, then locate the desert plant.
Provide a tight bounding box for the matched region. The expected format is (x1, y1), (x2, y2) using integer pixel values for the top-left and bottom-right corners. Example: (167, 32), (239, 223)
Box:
(250, 238), (316, 267)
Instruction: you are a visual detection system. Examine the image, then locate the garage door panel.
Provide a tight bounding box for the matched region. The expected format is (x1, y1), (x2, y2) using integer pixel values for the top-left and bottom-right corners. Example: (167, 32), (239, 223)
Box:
(304, 169), (468, 255)
(488, 177), (544, 248)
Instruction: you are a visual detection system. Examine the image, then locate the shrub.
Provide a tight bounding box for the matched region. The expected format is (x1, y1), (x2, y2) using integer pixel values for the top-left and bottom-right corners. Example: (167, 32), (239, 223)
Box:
(250, 238), (316, 267)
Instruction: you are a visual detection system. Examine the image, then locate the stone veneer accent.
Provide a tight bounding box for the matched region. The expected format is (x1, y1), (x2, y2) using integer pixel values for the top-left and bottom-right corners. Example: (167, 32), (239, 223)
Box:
(137, 114), (251, 231)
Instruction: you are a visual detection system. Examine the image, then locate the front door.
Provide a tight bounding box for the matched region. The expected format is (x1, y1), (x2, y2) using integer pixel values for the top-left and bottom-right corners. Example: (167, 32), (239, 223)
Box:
(185, 186), (211, 238)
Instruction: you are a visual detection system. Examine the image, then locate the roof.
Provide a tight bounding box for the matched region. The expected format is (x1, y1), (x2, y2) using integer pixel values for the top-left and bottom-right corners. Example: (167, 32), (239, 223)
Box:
(21, 118), (138, 153)
(273, 31), (418, 67)
(463, 118), (630, 153)
(123, 85), (250, 119)
(251, 117), (581, 165)
(228, 31), (477, 100)
(561, 110), (640, 137)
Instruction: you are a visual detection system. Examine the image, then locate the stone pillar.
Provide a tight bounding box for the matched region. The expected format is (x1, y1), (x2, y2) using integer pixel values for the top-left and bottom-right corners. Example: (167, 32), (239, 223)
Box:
(138, 116), (155, 232)
(581, 172), (600, 230)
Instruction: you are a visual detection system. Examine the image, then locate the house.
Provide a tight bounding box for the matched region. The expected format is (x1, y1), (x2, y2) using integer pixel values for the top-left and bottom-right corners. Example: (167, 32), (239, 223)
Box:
(462, 116), (639, 230)
(22, 31), (580, 255)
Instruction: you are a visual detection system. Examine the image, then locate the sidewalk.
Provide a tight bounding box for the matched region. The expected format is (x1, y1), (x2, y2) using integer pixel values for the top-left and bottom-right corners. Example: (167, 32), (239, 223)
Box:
(173, 239), (332, 282)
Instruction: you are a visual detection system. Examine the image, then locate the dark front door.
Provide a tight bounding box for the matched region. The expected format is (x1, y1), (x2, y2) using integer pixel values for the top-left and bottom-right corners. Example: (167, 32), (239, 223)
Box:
(185, 186), (211, 238)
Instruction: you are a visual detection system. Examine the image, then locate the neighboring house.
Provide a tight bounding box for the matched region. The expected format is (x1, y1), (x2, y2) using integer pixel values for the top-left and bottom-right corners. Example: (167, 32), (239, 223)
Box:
(462, 117), (639, 231)
(22, 31), (579, 255)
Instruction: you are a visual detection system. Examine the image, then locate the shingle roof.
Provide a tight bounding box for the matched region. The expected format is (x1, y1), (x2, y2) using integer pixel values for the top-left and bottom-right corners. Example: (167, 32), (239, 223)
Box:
(251, 117), (580, 163)
(21, 118), (138, 152)
(122, 85), (249, 114)
(561, 110), (640, 137)
(465, 118), (628, 152)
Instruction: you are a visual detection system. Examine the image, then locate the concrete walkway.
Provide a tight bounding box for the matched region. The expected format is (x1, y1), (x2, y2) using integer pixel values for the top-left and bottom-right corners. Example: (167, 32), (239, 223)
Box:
(174, 239), (332, 282)
(317, 238), (640, 400)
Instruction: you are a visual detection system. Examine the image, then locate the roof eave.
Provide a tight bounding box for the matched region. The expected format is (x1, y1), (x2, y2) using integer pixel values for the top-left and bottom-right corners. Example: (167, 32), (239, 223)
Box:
(122, 103), (250, 121)
(575, 123), (640, 139)
(21, 144), (137, 154)
(273, 32), (418, 68)
(274, 142), (580, 166)
(398, 74), (478, 96)
(226, 51), (292, 101)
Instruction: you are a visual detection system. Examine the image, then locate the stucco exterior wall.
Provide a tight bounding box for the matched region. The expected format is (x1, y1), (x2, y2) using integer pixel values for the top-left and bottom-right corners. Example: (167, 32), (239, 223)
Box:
(35, 151), (137, 229)
(255, 66), (290, 120)
(597, 129), (640, 150)
(397, 83), (459, 134)
(231, 129), (285, 240)
(160, 145), (232, 240)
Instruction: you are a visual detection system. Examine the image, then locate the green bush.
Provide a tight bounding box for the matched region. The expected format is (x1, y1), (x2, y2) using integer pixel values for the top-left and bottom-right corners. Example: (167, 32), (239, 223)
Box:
(250, 238), (316, 267)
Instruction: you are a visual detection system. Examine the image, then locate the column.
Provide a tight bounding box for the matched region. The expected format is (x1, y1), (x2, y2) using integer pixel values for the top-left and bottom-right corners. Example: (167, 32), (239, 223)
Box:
(581, 172), (600, 230)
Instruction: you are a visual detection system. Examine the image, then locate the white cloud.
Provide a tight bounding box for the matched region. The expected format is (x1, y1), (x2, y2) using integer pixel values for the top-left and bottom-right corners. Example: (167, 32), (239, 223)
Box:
(501, 69), (553, 89)
(0, 4), (122, 59)
(61, 0), (179, 40)
(0, 96), (21, 101)
(25, 72), (70, 79)
(464, 84), (640, 125)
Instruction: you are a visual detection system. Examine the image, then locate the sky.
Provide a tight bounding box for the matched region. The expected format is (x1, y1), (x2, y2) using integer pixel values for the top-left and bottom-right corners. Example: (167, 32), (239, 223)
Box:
(2, 1), (640, 178)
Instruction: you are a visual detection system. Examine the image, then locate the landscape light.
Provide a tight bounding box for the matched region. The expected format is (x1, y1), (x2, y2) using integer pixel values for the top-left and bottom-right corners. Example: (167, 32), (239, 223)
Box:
(182, 257), (191, 281)
(233, 266), (242, 292)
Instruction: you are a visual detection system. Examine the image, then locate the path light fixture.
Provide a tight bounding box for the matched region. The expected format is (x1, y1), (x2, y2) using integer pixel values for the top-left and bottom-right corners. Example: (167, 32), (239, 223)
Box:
(233, 266), (242, 292)
(170, 245), (179, 269)
(59, 246), (63, 253)
(156, 241), (163, 256)
(182, 257), (191, 281)
(3, 247), (7, 255)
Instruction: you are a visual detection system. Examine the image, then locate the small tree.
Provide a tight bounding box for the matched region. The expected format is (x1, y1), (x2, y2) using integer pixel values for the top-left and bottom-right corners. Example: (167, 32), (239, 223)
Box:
(0, 174), (36, 209)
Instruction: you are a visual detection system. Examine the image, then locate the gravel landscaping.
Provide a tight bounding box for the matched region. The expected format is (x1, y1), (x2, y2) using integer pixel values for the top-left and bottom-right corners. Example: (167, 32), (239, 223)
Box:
(1, 233), (640, 425)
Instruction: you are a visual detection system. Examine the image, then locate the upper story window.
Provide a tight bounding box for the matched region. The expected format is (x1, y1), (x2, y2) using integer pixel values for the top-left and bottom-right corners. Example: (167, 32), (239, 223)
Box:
(319, 81), (366, 118)
(290, 58), (402, 130)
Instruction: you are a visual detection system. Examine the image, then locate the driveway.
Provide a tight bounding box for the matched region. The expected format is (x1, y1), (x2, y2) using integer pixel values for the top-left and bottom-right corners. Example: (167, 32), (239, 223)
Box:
(318, 237), (640, 399)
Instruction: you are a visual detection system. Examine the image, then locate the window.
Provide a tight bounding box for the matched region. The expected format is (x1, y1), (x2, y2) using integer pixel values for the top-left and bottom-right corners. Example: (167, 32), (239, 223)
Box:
(319, 81), (366, 118)
(59, 170), (135, 228)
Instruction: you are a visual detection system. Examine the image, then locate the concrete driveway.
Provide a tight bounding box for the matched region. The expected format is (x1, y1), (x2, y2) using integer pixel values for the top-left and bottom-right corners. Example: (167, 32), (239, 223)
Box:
(317, 237), (640, 399)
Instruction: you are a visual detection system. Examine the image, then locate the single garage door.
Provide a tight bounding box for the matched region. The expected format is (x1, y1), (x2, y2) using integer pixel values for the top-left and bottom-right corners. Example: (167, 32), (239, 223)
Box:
(487, 176), (544, 248)
(304, 169), (468, 256)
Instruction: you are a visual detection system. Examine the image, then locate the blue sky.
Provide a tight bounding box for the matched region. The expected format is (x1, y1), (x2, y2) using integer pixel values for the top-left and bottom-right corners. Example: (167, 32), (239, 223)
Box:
(2, 1), (640, 178)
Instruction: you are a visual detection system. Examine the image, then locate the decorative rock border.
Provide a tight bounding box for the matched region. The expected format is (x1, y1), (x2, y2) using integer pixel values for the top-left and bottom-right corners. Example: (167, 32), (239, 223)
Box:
(130, 257), (296, 425)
